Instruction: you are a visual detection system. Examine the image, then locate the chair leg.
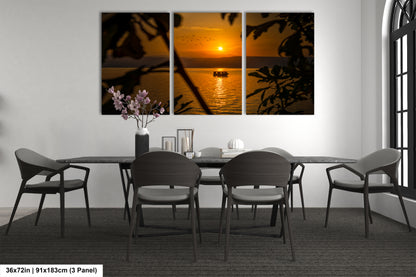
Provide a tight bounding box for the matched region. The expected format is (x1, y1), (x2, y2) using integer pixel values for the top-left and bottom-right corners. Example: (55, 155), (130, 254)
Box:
(35, 193), (46, 226)
(135, 204), (141, 238)
(270, 204), (278, 226)
(367, 199), (373, 224)
(224, 195), (232, 261)
(5, 190), (24, 235)
(138, 204), (144, 227)
(195, 197), (202, 243)
(218, 193), (226, 244)
(324, 187), (333, 228)
(60, 191), (65, 238)
(363, 189), (370, 238)
(298, 181), (306, 220)
(127, 187), (139, 262)
(279, 203), (286, 243)
(235, 204), (240, 220)
(83, 187), (91, 227)
(253, 186), (259, 220)
(289, 184), (294, 212)
(190, 196), (198, 262)
(172, 205), (176, 220)
(396, 187), (411, 232)
(283, 187), (295, 261)
(170, 186), (176, 220)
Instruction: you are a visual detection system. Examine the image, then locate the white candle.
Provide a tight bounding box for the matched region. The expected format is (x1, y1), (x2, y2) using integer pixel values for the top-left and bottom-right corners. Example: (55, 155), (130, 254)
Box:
(185, 137), (190, 152)
(164, 141), (172, 151)
(181, 137), (187, 153)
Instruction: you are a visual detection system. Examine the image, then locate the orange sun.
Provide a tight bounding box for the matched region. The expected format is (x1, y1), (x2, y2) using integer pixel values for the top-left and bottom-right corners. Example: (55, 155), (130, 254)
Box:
(218, 46), (223, 51)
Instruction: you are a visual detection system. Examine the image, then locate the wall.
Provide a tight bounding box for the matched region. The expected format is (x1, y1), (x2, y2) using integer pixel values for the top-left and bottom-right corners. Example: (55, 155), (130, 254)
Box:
(0, 0), (368, 211)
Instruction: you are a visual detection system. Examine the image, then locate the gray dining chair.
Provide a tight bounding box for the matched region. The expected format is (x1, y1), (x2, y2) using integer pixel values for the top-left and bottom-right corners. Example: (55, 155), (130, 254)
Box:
(127, 151), (202, 262)
(199, 147), (223, 185)
(218, 151), (295, 261)
(325, 148), (411, 237)
(198, 147), (241, 219)
(150, 147), (178, 219)
(6, 148), (91, 237)
(124, 146), (177, 222)
(263, 147), (306, 220)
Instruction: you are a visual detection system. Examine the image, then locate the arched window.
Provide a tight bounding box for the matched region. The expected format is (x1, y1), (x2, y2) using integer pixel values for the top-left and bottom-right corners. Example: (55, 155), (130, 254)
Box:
(390, 0), (415, 198)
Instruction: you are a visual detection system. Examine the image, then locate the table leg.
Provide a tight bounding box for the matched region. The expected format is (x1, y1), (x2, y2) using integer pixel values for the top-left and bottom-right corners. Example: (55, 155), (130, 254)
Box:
(119, 163), (131, 223)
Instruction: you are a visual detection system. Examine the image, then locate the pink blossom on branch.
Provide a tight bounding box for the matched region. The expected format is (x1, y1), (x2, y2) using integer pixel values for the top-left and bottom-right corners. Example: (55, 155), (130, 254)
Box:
(108, 87), (165, 128)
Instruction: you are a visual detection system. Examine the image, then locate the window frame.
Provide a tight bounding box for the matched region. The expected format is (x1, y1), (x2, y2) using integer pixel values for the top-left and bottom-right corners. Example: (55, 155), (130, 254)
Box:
(389, 0), (416, 199)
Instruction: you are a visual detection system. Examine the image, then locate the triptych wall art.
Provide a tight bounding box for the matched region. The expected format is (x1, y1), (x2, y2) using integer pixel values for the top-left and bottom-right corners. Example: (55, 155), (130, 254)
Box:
(101, 12), (314, 115)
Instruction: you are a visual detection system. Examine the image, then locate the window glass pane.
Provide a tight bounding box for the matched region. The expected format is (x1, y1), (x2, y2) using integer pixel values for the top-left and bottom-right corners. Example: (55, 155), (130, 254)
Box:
(392, 7), (400, 31)
(403, 74), (408, 110)
(403, 149), (408, 188)
(401, 15), (409, 27)
(403, 35), (408, 72)
(403, 111), (408, 147)
(396, 38), (401, 74)
(397, 113), (402, 147)
(398, 155), (402, 186)
(396, 76), (402, 111)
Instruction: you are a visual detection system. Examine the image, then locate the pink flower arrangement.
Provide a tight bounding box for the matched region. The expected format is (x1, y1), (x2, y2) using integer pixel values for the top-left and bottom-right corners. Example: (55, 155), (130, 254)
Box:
(108, 87), (165, 128)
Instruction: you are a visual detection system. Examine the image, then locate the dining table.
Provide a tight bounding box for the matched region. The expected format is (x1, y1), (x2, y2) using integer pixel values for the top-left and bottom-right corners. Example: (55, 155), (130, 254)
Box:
(57, 154), (356, 224)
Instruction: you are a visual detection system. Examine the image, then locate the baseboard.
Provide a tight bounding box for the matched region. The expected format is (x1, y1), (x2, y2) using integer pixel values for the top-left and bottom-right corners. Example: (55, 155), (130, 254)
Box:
(371, 193), (416, 228)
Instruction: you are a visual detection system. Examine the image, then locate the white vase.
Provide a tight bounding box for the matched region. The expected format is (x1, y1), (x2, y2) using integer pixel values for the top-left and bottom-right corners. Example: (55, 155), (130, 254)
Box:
(135, 128), (149, 158)
(136, 127), (149, 136)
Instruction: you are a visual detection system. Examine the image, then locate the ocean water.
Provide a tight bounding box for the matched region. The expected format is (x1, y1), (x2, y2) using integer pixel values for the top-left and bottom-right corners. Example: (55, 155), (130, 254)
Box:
(102, 67), (313, 115)
(246, 68), (314, 115)
(174, 68), (242, 114)
(102, 68), (170, 108)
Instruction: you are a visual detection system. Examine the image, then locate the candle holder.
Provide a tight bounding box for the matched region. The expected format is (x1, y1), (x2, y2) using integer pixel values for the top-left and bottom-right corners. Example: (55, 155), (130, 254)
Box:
(161, 136), (176, 152)
(177, 129), (194, 155)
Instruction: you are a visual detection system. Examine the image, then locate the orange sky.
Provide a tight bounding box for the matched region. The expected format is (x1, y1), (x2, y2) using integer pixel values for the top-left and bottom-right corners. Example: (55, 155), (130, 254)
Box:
(246, 13), (314, 57)
(246, 13), (295, 57)
(174, 13), (242, 59)
(131, 14), (170, 57)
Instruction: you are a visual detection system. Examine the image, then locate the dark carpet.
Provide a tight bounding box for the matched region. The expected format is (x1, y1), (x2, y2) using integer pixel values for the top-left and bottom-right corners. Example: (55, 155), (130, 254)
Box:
(0, 208), (415, 277)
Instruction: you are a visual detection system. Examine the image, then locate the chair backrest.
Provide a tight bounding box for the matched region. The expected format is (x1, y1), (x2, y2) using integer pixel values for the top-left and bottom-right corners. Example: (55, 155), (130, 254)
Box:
(262, 147), (294, 159)
(131, 151), (201, 188)
(199, 147), (222, 157)
(355, 148), (401, 177)
(220, 151), (290, 187)
(15, 148), (67, 180)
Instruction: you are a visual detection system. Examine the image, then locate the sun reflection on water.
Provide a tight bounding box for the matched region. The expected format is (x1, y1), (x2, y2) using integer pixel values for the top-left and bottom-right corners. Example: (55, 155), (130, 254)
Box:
(214, 76), (229, 107)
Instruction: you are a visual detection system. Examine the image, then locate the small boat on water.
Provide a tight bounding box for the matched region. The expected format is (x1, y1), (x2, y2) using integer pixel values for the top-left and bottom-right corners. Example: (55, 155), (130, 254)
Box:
(213, 71), (229, 77)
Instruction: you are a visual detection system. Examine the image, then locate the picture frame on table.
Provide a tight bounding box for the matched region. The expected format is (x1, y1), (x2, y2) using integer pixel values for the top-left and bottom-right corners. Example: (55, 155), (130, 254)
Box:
(161, 136), (177, 152)
(177, 129), (194, 155)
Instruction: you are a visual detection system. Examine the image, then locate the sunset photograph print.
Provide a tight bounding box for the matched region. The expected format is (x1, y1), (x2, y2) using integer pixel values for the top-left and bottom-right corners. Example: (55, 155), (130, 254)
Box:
(246, 13), (314, 115)
(101, 13), (170, 114)
(174, 13), (242, 115)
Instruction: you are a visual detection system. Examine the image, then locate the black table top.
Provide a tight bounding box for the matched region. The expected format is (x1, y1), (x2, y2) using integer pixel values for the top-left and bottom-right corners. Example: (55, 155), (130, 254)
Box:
(57, 155), (356, 166)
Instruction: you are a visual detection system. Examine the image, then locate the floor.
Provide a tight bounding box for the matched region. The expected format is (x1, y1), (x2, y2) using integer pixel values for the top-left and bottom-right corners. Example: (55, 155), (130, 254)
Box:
(0, 207), (37, 226)
(1, 208), (414, 277)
